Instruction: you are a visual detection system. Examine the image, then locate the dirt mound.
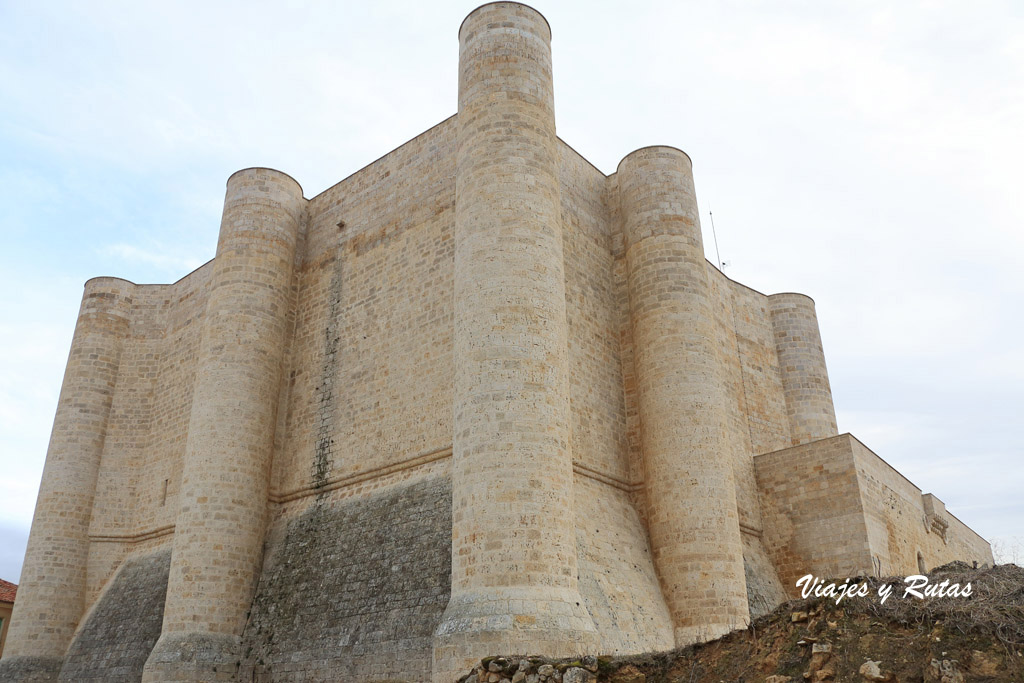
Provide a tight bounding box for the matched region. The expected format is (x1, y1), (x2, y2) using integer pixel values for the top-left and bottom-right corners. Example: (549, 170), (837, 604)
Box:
(459, 563), (1024, 682)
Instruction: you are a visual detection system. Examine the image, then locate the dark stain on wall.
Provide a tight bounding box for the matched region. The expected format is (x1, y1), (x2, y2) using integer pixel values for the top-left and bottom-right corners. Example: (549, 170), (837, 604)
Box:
(312, 250), (346, 489)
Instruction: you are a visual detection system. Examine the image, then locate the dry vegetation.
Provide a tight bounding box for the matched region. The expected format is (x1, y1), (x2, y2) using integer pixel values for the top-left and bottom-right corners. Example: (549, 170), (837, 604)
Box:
(461, 562), (1024, 682)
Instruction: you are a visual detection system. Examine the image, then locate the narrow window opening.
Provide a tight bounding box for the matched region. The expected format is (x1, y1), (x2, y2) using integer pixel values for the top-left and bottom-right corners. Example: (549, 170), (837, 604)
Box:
(161, 479), (169, 507)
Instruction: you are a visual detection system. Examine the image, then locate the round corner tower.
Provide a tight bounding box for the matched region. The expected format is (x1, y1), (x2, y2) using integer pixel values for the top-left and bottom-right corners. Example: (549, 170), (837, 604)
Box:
(142, 168), (305, 682)
(434, 3), (599, 680)
(767, 292), (838, 445)
(0, 277), (134, 681)
(616, 146), (749, 646)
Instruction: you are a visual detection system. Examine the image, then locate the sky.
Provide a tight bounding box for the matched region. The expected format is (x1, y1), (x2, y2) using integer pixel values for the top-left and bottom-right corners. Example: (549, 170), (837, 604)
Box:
(0, 0), (1021, 582)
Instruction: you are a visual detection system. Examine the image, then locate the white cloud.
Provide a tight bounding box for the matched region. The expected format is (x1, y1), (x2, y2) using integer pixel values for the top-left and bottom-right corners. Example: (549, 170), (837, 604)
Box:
(100, 243), (205, 277)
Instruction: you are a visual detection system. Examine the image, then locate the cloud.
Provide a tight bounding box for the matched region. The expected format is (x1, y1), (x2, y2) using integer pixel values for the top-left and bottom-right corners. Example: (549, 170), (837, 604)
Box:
(100, 243), (205, 278)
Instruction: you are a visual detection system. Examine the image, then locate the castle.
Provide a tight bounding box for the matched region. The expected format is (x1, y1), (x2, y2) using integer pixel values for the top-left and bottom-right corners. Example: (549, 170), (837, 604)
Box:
(0, 3), (992, 682)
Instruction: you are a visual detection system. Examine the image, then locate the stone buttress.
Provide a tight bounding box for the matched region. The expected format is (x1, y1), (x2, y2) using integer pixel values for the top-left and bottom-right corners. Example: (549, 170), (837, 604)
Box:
(0, 278), (133, 682)
(433, 3), (600, 680)
(616, 147), (750, 645)
(142, 169), (305, 682)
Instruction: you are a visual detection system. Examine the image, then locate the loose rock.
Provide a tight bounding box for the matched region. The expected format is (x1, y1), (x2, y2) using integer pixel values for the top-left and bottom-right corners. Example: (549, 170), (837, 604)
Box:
(562, 667), (595, 683)
(924, 658), (964, 683)
(858, 660), (892, 681)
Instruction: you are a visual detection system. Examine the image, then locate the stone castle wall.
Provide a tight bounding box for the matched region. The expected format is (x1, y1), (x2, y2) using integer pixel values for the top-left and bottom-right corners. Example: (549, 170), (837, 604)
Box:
(239, 476), (453, 682)
(756, 435), (879, 589)
(1, 3), (991, 682)
(59, 549), (171, 682)
(85, 266), (214, 607)
(755, 434), (993, 594)
(849, 436), (993, 575)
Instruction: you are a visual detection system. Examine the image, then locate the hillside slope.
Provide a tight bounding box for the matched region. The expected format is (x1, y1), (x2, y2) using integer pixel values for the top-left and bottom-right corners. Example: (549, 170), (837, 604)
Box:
(458, 562), (1024, 682)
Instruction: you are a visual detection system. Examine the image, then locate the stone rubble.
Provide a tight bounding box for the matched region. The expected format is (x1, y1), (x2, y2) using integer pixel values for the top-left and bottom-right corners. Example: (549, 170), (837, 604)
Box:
(460, 656), (603, 683)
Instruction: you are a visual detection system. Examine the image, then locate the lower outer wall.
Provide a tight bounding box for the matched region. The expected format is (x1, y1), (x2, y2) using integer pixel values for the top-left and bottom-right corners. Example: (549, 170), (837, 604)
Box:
(574, 475), (674, 654)
(241, 471), (678, 681)
(0, 657), (63, 682)
(58, 549), (171, 682)
(740, 533), (789, 620)
(239, 476), (453, 682)
(0, 548), (170, 682)
(6, 470), (790, 682)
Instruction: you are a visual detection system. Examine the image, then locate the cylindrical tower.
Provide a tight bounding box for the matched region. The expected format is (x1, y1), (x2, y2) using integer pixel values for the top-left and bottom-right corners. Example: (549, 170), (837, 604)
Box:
(767, 293), (837, 445)
(0, 278), (133, 682)
(142, 168), (304, 682)
(433, 3), (598, 680)
(617, 146), (749, 646)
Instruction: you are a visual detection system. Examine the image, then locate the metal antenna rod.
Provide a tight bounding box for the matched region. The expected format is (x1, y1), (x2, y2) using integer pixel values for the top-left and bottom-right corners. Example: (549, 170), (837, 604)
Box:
(709, 204), (724, 270)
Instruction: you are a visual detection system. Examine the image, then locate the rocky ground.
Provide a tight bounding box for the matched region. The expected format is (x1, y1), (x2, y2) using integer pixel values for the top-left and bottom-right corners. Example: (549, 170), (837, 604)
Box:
(457, 562), (1024, 682)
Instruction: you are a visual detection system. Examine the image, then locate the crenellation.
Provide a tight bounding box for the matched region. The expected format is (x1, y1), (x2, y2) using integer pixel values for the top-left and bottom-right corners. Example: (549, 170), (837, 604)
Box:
(0, 4), (991, 682)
